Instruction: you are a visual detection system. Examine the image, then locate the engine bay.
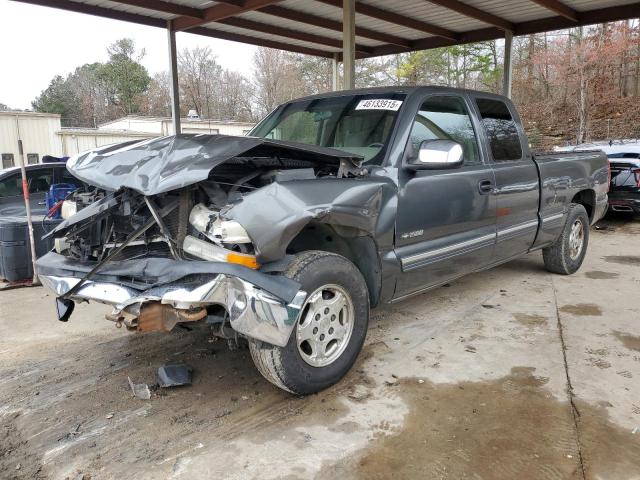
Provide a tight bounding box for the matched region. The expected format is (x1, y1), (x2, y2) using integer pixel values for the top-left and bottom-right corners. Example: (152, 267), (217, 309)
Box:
(55, 164), (325, 266)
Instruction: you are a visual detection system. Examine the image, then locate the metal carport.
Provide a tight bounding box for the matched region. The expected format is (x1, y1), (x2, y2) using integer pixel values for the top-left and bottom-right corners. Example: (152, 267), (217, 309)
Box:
(10, 0), (640, 133)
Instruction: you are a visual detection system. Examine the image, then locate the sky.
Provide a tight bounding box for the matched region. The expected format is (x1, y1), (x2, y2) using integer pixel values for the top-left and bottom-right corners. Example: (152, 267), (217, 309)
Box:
(0, 1), (257, 110)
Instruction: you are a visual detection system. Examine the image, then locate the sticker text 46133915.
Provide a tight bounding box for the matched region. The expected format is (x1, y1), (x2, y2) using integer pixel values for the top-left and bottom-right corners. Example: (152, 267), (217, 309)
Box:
(355, 99), (403, 111)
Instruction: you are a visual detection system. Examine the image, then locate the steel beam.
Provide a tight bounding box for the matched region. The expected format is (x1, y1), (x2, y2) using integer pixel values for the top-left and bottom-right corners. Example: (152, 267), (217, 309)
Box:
(167, 21), (181, 135)
(424, 0), (514, 31)
(11, 0), (640, 63)
(360, 2), (640, 58)
(189, 26), (333, 57)
(10, 0), (333, 57)
(173, 0), (284, 31)
(502, 30), (513, 98)
(342, 0), (355, 90)
(528, 0), (578, 22)
(109, 0), (204, 18)
(217, 16), (370, 54)
(12, 0), (166, 28)
(259, 5), (414, 48)
(316, 0), (458, 41)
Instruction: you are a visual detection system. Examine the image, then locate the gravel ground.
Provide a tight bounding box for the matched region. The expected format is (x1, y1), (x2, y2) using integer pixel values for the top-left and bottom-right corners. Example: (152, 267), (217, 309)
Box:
(1, 214), (639, 480)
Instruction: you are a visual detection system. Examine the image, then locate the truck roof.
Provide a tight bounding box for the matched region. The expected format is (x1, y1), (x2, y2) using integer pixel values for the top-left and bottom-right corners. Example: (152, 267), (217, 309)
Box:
(291, 85), (510, 103)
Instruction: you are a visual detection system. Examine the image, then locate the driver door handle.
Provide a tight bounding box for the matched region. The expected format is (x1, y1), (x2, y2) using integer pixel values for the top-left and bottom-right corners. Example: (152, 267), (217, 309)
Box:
(478, 179), (494, 195)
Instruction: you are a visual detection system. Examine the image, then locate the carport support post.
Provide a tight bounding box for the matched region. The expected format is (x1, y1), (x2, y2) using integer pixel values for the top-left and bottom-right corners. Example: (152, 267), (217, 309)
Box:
(502, 30), (513, 99)
(342, 0), (355, 90)
(167, 20), (181, 135)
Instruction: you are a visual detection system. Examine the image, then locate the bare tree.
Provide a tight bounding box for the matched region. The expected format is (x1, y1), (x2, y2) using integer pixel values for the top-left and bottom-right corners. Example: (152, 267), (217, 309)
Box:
(144, 72), (172, 117)
(178, 46), (222, 118)
(252, 48), (306, 118)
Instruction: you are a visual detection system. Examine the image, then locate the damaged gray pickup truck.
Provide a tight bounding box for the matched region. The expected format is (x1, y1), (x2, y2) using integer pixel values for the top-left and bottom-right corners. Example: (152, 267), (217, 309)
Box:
(37, 87), (609, 394)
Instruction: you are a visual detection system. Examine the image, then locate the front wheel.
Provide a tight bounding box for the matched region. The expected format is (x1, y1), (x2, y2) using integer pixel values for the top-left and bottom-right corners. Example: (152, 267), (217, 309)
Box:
(249, 251), (369, 395)
(542, 203), (590, 275)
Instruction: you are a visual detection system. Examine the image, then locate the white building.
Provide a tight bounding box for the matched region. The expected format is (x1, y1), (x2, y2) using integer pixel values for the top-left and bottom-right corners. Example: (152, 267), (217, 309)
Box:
(57, 116), (255, 156)
(57, 128), (152, 157)
(0, 111), (63, 168)
(0, 112), (255, 167)
(98, 116), (255, 137)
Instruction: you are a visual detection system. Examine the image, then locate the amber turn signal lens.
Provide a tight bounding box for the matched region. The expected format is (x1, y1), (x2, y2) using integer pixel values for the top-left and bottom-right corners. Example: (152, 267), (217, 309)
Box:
(226, 252), (260, 270)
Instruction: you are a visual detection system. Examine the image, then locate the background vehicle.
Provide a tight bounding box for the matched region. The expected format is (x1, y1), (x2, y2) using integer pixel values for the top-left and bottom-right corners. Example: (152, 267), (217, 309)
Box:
(604, 145), (640, 215)
(37, 87), (609, 394)
(556, 142), (640, 215)
(0, 162), (84, 216)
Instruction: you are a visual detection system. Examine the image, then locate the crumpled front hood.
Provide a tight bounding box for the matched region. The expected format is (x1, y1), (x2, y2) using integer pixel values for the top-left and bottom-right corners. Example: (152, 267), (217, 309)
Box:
(67, 134), (363, 196)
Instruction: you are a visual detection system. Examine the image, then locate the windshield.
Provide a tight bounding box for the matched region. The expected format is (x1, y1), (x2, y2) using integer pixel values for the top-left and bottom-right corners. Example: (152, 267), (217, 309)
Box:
(250, 93), (406, 164)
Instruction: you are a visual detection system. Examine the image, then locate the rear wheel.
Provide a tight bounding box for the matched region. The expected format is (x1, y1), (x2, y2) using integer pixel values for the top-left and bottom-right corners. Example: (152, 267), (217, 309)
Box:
(249, 251), (369, 395)
(543, 203), (589, 275)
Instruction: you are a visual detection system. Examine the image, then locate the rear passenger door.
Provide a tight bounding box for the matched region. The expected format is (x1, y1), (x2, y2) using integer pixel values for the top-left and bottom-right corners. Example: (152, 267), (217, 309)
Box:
(472, 97), (540, 263)
(394, 94), (497, 298)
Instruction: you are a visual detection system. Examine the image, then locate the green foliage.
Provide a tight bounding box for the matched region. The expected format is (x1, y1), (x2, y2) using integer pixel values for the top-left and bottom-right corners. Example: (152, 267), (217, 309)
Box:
(394, 41), (502, 91)
(96, 38), (151, 115)
(32, 75), (79, 124)
(32, 38), (150, 125)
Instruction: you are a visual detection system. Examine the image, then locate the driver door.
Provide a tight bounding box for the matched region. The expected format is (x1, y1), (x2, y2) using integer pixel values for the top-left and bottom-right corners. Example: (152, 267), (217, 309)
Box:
(394, 94), (497, 298)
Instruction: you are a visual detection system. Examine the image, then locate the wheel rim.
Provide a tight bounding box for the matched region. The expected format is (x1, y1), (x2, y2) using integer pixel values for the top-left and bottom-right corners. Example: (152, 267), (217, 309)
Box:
(296, 284), (354, 368)
(568, 219), (584, 260)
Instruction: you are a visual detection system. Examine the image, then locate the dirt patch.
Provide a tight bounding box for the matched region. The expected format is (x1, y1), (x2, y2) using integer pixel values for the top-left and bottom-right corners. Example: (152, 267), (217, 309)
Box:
(587, 357), (612, 369)
(585, 271), (619, 280)
(559, 304), (602, 316)
(612, 331), (640, 352)
(604, 255), (640, 266)
(513, 313), (548, 327)
(319, 368), (640, 480)
(0, 412), (46, 480)
(585, 347), (609, 357)
(0, 326), (299, 479)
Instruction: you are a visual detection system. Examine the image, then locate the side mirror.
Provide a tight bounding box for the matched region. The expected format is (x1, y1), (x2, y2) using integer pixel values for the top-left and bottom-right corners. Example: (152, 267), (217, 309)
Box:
(406, 139), (464, 170)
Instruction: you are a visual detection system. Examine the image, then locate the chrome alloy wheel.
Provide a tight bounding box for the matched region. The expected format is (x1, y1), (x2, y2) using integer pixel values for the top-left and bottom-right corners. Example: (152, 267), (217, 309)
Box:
(568, 219), (585, 260)
(296, 284), (354, 368)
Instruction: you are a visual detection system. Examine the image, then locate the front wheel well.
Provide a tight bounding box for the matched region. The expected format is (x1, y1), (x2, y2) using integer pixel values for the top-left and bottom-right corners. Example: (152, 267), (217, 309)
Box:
(285, 223), (382, 307)
(571, 190), (595, 222)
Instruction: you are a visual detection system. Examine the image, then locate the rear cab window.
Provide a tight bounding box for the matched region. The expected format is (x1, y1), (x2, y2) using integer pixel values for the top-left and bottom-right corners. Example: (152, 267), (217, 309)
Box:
(475, 98), (523, 162)
(27, 168), (54, 193)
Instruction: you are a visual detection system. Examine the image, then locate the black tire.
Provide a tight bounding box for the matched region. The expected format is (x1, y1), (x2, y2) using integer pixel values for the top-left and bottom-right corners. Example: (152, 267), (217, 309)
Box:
(249, 251), (369, 395)
(542, 203), (590, 275)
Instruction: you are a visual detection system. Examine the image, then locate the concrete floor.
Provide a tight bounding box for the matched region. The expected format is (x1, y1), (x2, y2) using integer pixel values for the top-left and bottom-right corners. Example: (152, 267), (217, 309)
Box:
(1, 214), (639, 480)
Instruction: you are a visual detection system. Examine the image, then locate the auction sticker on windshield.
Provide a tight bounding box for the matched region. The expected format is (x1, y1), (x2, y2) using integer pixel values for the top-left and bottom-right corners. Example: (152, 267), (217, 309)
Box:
(355, 99), (403, 111)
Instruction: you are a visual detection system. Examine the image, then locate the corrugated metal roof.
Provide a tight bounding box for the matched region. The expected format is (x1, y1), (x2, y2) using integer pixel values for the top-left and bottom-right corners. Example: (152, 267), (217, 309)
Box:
(15, 0), (640, 58)
(568, 0), (640, 9)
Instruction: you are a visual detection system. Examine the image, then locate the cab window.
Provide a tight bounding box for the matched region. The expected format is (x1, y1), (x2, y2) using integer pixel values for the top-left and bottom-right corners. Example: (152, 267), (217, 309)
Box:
(0, 173), (20, 198)
(27, 169), (53, 193)
(475, 98), (523, 162)
(409, 96), (481, 165)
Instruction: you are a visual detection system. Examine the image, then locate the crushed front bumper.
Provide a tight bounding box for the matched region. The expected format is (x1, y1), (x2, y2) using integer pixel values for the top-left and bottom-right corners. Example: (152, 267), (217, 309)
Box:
(36, 252), (306, 347)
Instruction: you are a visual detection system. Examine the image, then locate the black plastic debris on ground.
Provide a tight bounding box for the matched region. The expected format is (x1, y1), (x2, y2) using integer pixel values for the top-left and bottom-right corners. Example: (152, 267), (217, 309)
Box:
(158, 364), (193, 388)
